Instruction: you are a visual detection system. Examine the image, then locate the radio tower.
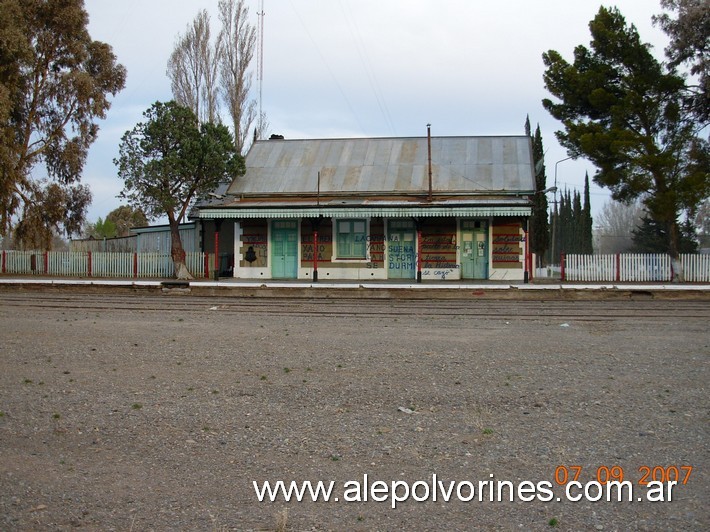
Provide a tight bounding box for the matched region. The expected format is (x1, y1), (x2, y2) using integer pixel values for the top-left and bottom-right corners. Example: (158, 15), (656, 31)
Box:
(256, 0), (265, 139)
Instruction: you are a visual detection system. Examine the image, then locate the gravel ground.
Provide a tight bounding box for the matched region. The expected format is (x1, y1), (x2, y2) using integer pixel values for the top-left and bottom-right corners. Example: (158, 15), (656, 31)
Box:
(0, 291), (708, 531)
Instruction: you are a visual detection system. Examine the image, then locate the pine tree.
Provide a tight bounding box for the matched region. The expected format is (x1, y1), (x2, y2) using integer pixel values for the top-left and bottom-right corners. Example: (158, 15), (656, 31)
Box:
(632, 215), (699, 254)
(543, 6), (709, 279)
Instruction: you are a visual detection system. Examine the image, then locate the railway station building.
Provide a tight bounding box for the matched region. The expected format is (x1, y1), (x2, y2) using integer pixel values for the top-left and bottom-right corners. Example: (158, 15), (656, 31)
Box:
(195, 135), (536, 281)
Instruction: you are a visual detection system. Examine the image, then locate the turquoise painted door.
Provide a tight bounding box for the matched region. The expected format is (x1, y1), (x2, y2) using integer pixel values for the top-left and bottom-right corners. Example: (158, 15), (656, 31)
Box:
(461, 221), (488, 280)
(271, 221), (298, 278)
(388, 221), (416, 280)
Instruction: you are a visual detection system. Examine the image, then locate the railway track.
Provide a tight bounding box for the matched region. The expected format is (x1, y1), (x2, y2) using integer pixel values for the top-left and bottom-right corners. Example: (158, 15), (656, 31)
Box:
(1, 292), (708, 321)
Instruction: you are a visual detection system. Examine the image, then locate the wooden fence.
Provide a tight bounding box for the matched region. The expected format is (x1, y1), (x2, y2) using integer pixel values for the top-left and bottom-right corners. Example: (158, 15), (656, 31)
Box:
(1, 250), (212, 279)
(561, 253), (710, 282)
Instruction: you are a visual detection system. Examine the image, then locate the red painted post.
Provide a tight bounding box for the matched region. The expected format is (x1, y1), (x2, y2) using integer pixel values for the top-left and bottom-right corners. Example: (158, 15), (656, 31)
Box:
(87, 251), (92, 277)
(133, 252), (138, 278)
(44, 251), (48, 274)
(204, 253), (209, 279)
(616, 253), (621, 282)
(416, 229), (422, 283)
(529, 252), (534, 281)
(523, 225), (530, 284)
(560, 253), (566, 281)
(1, 250), (5, 274)
(313, 230), (319, 282)
(214, 231), (220, 279)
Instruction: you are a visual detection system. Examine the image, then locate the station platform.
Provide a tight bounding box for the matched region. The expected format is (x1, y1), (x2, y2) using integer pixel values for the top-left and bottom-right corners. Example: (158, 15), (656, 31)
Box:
(1, 276), (708, 300)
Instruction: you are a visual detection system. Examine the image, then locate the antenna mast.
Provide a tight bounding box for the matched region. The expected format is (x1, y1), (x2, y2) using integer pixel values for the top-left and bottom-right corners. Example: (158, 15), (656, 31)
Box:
(257, 0), (265, 139)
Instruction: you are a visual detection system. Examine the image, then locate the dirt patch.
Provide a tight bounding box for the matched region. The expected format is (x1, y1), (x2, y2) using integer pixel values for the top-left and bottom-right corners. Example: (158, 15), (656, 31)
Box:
(0, 293), (707, 530)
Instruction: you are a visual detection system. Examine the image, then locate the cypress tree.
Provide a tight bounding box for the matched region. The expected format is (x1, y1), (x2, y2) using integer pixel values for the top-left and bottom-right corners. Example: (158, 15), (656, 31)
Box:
(529, 124), (550, 265)
(582, 173), (594, 253)
(559, 191), (571, 254)
(568, 192), (574, 253)
(549, 203), (558, 264)
(573, 191), (583, 253)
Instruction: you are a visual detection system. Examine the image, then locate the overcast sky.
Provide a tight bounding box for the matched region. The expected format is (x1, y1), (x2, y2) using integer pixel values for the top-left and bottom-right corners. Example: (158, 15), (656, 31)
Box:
(82, 0), (671, 223)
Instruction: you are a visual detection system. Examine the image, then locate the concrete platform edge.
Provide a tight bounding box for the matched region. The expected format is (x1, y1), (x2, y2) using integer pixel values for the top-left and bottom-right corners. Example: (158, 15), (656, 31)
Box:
(1, 277), (709, 300)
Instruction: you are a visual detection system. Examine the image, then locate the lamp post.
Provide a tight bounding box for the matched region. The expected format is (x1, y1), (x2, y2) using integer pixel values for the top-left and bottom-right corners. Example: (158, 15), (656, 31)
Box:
(525, 186), (559, 283)
(551, 157), (573, 264)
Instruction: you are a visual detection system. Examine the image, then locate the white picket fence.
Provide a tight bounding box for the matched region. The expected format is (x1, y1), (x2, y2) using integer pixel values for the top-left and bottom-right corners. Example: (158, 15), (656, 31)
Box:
(1, 250), (211, 279)
(534, 265), (562, 279)
(562, 253), (710, 282)
(682, 253), (710, 282)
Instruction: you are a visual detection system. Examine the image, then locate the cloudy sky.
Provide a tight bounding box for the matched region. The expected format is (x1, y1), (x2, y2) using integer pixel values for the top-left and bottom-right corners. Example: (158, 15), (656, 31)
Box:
(82, 0), (671, 223)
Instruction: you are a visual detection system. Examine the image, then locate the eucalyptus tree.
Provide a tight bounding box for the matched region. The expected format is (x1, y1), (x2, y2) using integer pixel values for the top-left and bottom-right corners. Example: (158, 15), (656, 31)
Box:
(106, 205), (148, 237)
(0, 0), (125, 249)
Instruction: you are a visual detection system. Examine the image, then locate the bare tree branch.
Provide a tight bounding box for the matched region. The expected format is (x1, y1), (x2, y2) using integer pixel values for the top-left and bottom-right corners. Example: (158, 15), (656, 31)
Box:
(218, 0), (257, 154)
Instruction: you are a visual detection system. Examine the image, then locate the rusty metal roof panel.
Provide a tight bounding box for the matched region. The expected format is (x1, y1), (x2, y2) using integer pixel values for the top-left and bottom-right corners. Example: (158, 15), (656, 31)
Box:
(227, 136), (535, 196)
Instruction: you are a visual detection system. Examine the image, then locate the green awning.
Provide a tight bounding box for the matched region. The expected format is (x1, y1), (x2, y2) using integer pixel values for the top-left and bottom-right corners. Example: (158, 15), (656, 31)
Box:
(198, 206), (531, 219)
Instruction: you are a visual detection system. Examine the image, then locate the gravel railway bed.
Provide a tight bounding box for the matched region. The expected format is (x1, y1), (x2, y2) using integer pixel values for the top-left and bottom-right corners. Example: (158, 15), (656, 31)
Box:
(0, 291), (708, 530)
(1, 292), (709, 321)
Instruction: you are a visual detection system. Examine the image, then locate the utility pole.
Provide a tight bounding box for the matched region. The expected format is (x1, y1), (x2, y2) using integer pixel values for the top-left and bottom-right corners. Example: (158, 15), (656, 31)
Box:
(257, 0), (265, 139)
(427, 124), (433, 201)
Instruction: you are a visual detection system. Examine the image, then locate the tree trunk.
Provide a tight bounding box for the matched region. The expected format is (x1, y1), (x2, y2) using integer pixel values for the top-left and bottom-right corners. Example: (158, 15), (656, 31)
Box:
(170, 220), (193, 280)
(667, 220), (684, 283)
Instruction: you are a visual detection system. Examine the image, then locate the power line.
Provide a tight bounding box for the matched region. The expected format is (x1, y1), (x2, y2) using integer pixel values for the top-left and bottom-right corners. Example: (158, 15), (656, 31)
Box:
(287, 0), (366, 134)
(338, 0), (397, 135)
(257, 0), (265, 138)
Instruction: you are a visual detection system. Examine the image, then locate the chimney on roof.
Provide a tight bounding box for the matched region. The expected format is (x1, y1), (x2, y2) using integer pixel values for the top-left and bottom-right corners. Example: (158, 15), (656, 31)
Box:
(269, 134), (284, 140)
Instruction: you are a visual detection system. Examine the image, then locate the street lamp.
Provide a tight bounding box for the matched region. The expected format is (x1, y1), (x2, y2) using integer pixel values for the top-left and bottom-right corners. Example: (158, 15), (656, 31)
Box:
(525, 185), (560, 283)
(552, 157), (573, 265)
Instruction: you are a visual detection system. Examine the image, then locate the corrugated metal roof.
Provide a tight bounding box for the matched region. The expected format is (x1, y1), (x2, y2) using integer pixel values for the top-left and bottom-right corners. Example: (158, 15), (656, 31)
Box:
(227, 136), (536, 196)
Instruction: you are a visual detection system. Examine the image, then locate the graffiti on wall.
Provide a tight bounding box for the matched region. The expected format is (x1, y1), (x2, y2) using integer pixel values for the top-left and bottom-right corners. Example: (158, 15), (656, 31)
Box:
(240, 222), (268, 267)
(420, 219), (458, 270)
(492, 222), (523, 269)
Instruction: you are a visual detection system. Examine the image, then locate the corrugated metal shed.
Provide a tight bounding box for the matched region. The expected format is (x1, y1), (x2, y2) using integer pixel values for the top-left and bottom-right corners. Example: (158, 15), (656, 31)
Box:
(131, 223), (198, 253)
(227, 136), (535, 197)
(70, 235), (137, 252)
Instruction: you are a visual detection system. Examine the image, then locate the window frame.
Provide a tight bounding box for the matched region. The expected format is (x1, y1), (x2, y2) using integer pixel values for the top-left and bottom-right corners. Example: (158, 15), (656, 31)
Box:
(334, 218), (369, 261)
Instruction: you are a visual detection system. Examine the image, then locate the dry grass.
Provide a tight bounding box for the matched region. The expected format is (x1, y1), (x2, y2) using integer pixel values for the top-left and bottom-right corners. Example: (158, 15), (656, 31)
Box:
(274, 508), (288, 532)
